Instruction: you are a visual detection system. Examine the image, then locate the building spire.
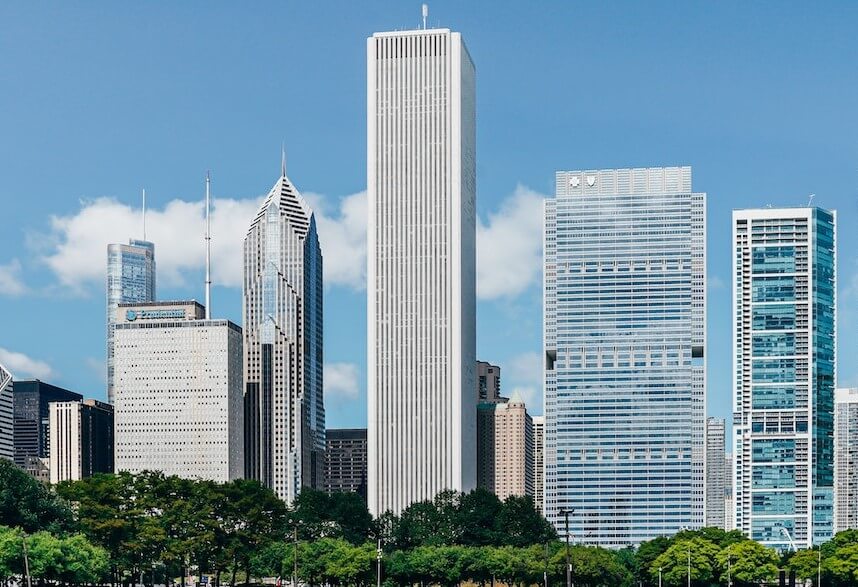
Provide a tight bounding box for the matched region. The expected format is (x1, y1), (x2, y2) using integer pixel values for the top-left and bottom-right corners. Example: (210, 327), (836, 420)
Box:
(142, 188), (147, 240)
(205, 171), (211, 320)
(281, 142), (286, 177)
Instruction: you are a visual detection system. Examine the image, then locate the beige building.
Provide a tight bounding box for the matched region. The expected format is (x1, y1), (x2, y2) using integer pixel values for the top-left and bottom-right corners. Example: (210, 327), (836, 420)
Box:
(533, 415), (544, 512)
(477, 391), (534, 500)
(49, 399), (113, 484)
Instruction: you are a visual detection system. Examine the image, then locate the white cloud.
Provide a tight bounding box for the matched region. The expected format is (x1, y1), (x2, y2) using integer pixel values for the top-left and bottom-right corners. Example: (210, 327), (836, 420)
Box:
(708, 275), (725, 290)
(305, 191), (368, 290)
(508, 386), (540, 413)
(0, 259), (27, 296)
(0, 347), (54, 380)
(85, 357), (106, 384)
(503, 351), (543, 414)
(38, 189), (369, 294)
(324, 362), (360, 399)
(476, 185), (546, 300)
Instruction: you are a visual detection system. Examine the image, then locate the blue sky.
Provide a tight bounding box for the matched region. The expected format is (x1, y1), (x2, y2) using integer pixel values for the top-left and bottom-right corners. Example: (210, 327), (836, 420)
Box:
(1, 2), (857, 435)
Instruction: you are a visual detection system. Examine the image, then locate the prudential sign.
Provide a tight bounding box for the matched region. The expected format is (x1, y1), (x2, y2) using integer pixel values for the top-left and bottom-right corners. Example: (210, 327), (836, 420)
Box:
(125, 309), (186, 321)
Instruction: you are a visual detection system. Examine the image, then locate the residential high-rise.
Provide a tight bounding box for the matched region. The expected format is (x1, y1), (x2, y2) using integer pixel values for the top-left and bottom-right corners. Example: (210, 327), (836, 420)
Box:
(107, 239), (156, 404)
(0, 363), (13, 461)
(114, 301), (244, 482)
(12, 380), (82, 472)
(477, 392), (534, 500)
(243, 169), (324, 502)
(725, 452), (735, 531)
(834, 388), (858, 532)
(49, 399), (113, 484)
(705, 417), (727, 528)
(733, 207), (836, 549)
(544, 167), (706, 546)
(477, 361), (506, 404)
(324, 428), (368, 500)
(533, 415), (545, 512)
(367, 26), (477, 515)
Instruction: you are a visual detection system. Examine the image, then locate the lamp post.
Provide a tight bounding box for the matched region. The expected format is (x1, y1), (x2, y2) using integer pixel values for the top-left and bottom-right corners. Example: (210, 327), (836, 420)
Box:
(817, 548), (821, 587)
(687, 548), (691, 587)
(22, 533), (32, 587)
(727, 555), (732, 587)
(376, 539), (383, 587)
(560, 509), (574, 587)
(292, 526), (298, 587)
(658, 567), (662, 587)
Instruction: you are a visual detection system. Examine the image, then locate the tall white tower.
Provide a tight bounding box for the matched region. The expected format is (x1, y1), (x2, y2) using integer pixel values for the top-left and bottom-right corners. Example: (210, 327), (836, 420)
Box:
(367, 27), (477, 515)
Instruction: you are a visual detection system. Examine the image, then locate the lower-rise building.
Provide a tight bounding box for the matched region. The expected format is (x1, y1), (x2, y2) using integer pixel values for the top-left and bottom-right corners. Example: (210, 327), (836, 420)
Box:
(0, 363), (13, 461)
(12, 379), (82, 473)
(705, 418), (727, 528)
(835, 388), (858, 532)
(477, 391), (534, 500)
(324, 428), (367, 499)
(49, 399), (113, 484)
(114, 301), (244, 482)
(533, 415), (545, 512)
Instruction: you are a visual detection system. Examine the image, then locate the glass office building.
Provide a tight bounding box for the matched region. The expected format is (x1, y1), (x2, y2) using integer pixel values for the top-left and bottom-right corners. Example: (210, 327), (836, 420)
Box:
(106, 239), (155, 404)
(544, 167), (706, 547)
(733, 208), (835, 549)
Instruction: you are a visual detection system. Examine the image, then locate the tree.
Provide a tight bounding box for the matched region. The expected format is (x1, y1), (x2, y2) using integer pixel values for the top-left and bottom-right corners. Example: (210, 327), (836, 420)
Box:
(717, 540), (779, 586)
(786, 549), (822, 586)
(0, 459), (73, 533)
(650, 538), (721, 587)
(58, 533), (110, 585)
(0, 526), (23, 582)
(824, 544), (858, 586)
(496, 495), (556, 547)
(457, 489), (502, 547)
(635, 536), (670, 586)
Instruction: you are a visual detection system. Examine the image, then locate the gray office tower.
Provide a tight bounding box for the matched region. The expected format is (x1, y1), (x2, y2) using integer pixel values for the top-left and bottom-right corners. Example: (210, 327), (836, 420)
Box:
(705, 417), (727, 528)
(12, 380), (82, 471)
(324, 429), (368, 500)
(106, 239), (156, 403)
(243, 167), (324, 503)
(544, 167), (706, 546)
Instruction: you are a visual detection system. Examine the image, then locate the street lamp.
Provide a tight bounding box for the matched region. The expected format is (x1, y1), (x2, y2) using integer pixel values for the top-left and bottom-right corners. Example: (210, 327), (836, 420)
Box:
(726, 554), (732, 587)
(292, 526), (298, 587)
(560, 509), (574, 587)
(817, 548), (821, 587)
(687, 548), (691, 587)
(376, 539), (383, 587)
(22, 533), (32, 587)
(658, 566), (662, 587)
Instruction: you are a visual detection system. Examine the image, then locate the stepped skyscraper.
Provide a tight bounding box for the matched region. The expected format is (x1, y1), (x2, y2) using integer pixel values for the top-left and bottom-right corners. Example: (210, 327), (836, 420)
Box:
(544, 167), (706, 546)
(243, 164), (324, 503)
(733, 207), (835, 548)
(367, 26), (477, 515)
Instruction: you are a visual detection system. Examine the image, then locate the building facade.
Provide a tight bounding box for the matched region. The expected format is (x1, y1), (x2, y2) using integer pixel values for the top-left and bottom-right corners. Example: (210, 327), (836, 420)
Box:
(49, 399), (113, 484)
(12, 380), (82, 471)
(705, 417), (727, 528)
(733, 207), (836, 548)
(243, 170), (324, 502)
(477, 393), (534, 500)
(114, 301), (244, 482)
(834, 388), (858, 532)
(0, 363), (13, 461)
(477, 361), (506, 403)
(725, 452), (735, 531)
(533, 415), (545, 512)
(367, 27), (477, 515)
(324, 428), (368, 500)
(544, 167), (706, 546)
(107, 239), (156, 404)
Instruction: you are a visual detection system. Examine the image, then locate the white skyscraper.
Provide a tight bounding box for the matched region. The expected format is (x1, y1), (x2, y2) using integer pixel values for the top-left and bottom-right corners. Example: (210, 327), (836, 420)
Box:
(367, 26), (477, 515)
(49, 399), (113, 484)
(733, 207), (836, 548)
(0, 362), (13, 461)
(834, 388), (858, 532)
(243, 169), (324, 503)
(114, 301), (244, 482)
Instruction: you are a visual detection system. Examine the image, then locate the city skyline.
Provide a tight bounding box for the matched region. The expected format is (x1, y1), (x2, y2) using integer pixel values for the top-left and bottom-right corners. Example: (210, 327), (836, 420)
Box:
(2, 3), (858, 442)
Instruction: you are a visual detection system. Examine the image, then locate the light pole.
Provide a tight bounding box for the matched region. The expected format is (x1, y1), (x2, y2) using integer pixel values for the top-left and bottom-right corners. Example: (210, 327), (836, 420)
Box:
(292, 526), (298, 587)
(817, 548), (821, 587)
(22, 533), (32, 587)
(658, 567), (662, 587)
(376, 539), (382, 587)
(687, 548), (691, 587)
(560, 509), (574, 587)
(726, 554), (732, 587)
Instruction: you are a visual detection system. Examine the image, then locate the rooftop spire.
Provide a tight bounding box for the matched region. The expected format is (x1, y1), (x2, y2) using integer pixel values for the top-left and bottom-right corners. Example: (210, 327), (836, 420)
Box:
(281, 142), (286, 177)
(142, 188), (147, 240)
(205, 171), (211, 319)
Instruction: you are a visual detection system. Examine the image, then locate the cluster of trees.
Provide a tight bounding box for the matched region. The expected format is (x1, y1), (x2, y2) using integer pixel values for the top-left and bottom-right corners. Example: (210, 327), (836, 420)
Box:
(3, 457), (858, 587)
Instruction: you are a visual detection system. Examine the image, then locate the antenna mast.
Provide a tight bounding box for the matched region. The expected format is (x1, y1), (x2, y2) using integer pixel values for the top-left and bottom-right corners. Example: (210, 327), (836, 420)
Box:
(422, 4), (428, 29)
(142, 188), (147, 240)
(205, 171), (211, 319)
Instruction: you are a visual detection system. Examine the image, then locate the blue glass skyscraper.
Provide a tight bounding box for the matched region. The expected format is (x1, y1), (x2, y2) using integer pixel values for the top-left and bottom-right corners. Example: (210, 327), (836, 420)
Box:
(544, 167), (706, 547)
(733, 207), (835, 549)
(106, 239), (156, 404)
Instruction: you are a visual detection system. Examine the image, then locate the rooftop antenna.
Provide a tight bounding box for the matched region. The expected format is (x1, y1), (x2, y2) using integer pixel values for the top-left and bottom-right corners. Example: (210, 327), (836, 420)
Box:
(807, 193), (815, 207)
(281, 142), (286, 177)
(205, 171), (211, 319)
(422, 4), (428, 29)
(142, 188), (147, 240)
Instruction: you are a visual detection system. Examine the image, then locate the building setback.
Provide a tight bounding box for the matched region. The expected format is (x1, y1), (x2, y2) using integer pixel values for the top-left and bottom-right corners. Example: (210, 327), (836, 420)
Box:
(477, 361), (506, 404)
(49, 399), (113, 484)
(0, 363), (13, 461)
(367, 26), (477, 515)
(733, 207), (836, 548)
(324, 429), (368, 500)
(705, 417), (727, 528)
(114, 301), (244, 482)
(12, 380), (82, 472)
(243, 169), (324, 502)
(106, 239), (156, 404)
(544, 167), (706, 546)
(477, 393), (534, 500)
(834, 388), (858, 533)
(533, 415), (545, 513)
